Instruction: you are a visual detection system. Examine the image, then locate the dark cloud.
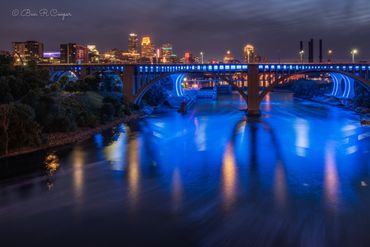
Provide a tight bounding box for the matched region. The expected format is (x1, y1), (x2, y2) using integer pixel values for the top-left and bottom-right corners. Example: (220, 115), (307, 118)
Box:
(0, 0), (369, 61)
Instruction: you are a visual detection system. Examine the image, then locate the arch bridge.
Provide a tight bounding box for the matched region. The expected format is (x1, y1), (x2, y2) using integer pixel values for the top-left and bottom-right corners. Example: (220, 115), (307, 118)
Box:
(41, 63), (370, 116)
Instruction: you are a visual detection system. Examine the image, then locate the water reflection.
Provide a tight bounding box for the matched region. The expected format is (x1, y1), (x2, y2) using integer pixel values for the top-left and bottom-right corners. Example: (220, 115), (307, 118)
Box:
(1, 93), (370, 246)
(294, 118), (310, 157)
(44, 153), (60, 191)
(127, 134), (141, 211)
(274, 160), (287, 210)
(104, 125), (127, 171)
(324, 142), (340, 211)
(171, 168), (183, 213)
(71, 146), (85, 204)
(222, 142), (237, 211)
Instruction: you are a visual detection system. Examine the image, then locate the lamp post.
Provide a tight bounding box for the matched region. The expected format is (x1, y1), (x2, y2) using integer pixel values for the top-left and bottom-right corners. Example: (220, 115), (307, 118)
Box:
(351, 49), (358, 63)
(328, 49), (333, 62)
(200, 51), (204, 64)
(299, 50), (304, 64)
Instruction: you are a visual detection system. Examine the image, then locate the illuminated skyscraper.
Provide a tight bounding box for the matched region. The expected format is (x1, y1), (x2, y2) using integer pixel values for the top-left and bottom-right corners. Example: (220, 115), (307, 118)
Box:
(12, 40), (44, 64)
(128, 33), (139, 54)
(223, 50), (235, 63)
(161, 43), (173, 63)
(141, 36), (155, 63)
(243, 44), (255, 63)
(184, 51), (194, 64)
(87, 44), (100, 63)
(60, 43), (88, 64)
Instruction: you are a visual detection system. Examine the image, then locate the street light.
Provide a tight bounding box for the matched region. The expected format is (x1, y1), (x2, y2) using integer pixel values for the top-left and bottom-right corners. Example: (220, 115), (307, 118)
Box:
(200, 51), (204, 64)
(351, 49), (358, 63)
(328, 49), (333, 62)
(299, 50), (304, 63)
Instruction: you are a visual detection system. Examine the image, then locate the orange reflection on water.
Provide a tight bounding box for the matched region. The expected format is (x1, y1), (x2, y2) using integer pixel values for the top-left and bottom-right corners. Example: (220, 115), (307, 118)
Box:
(127, 136), (140, 210)
(72, 147), (85, 202)
(45, 153), (60, 176)
(222, 142), (237, 211)
(324, 143), (340, 210)
(265, 93), (271, 112)
(44, 153), (60, 191)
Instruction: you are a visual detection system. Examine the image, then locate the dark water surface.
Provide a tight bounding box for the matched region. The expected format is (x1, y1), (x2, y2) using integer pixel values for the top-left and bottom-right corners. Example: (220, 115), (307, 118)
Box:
(0, 93), (369, 247)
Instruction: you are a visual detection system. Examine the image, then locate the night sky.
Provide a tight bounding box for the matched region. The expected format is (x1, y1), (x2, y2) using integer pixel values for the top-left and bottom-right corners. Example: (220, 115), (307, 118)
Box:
(1, 0), (369, 61)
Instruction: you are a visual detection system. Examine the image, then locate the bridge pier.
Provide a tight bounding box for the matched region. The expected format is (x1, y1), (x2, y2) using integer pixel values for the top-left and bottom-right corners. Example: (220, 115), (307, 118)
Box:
(247, 64), (261, 116)
(122, 65), (136, 103)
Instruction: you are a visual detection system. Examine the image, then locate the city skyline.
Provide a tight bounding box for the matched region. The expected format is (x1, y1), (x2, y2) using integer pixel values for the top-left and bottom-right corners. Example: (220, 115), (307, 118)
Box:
(1, 0), (370, 61)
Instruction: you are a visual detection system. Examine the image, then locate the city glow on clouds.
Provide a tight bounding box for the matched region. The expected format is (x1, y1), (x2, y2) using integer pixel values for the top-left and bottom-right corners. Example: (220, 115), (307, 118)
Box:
(1, 0), (369, 59)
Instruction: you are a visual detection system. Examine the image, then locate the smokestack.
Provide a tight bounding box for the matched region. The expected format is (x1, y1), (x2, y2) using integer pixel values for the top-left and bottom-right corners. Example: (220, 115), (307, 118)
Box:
(300, 41), (303, 52)
(319, 39), (323, 63)
(308, 39), (314, 63)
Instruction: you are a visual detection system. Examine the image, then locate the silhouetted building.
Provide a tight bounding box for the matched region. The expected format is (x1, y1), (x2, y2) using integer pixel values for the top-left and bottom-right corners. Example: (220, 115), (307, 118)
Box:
(319, 39), (323, 63)
(308, 39), (314, 63)
(12, 40), (44, 64)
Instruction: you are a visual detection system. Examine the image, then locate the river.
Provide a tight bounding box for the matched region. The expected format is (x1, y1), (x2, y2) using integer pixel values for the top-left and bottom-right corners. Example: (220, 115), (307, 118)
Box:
(0, 92), (369, 247)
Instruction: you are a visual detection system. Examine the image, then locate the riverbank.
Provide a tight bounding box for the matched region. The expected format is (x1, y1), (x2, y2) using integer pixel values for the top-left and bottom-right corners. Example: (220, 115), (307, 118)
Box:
(0, 113), (142, 159)
(295, 94), (370, 119)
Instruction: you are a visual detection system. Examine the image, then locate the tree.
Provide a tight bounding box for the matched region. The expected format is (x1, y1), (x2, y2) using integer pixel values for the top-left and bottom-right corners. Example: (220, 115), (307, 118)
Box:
(0, 104), (11, 155)
(8, 103), (42, 150)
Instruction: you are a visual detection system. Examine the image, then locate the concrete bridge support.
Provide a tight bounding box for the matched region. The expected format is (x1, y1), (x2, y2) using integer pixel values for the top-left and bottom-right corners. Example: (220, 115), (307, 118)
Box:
(247, 64), (261, 116)
(122, 65), (136, 103)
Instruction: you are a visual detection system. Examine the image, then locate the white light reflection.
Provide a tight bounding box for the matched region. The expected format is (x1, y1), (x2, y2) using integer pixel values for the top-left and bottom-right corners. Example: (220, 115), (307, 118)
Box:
(104, 127), (127, 171)
(127, 136), (140, 211)
(294, 118), (310, 157)
(194, 117), (207, 151)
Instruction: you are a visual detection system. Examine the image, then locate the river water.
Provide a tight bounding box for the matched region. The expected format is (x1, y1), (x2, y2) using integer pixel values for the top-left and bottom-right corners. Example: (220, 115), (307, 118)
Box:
(0, 92), (369, 247)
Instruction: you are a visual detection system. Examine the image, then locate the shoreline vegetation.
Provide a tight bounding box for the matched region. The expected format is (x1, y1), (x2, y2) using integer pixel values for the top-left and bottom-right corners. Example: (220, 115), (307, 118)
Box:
(0, 113), (141, 159)
(0, 55), (139, 159)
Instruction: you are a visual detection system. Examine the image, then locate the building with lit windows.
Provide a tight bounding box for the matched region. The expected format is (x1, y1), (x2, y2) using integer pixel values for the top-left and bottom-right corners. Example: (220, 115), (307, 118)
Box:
(223, 50), (235, 63)
(140, 36), (155, 63)
(161, 43), (174, 63)
(60, 43), (88, 64)
(12, 40), (44, 64)
(128, 33), (139, 54)
(123, 33), (140, 63)
(87, 44), (100, 63)
(183, 51), (194, 64)
(243, 44), (255, 63)
(60, 43), (76, 63)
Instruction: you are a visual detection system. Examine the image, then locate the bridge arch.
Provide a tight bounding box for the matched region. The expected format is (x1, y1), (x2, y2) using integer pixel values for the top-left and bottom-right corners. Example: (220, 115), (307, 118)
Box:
(134, 73), (186, 105)
(258, 69), (370, 104)
(50, 70), (79, 83)
(133, 72), (249, 105)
